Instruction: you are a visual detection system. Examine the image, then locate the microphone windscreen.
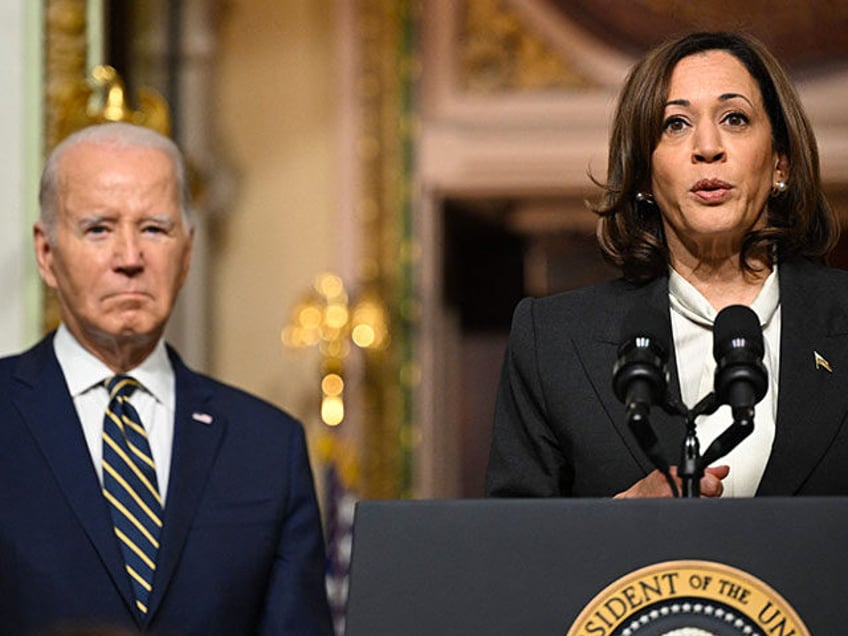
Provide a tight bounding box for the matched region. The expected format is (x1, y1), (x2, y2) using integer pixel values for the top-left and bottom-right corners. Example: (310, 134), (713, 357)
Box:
(620, 306), (670, 354)
(713, 305), (764, 360)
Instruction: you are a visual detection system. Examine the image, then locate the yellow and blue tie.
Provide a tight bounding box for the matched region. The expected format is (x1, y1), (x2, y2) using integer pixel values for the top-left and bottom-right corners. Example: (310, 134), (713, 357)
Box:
(102, 375), (163, 618)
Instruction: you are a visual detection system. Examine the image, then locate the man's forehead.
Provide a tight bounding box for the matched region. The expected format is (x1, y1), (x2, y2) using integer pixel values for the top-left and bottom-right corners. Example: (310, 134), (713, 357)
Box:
(59, 142), (175, 173)
(58, 147), (176, 188)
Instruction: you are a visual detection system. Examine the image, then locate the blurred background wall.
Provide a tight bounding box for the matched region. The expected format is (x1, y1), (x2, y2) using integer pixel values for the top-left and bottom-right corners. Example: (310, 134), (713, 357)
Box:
(3, 0), (848, 504)
(0, 1), (41, 356)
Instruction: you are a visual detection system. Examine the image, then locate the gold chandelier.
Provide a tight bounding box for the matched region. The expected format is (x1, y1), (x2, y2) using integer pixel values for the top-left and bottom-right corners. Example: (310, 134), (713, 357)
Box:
(282, 272), (389, 427)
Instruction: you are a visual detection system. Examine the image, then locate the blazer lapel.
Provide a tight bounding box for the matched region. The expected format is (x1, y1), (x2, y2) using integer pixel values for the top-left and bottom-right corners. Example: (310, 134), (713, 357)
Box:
(11, 336), (136, 615)
(574, 276), (686, 473)
(758, 258), (848, 494)
(145, 348), (226, 622)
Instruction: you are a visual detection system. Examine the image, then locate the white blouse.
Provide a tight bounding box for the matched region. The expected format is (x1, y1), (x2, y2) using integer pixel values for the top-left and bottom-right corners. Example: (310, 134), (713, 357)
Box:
(668, 266), (781, 497)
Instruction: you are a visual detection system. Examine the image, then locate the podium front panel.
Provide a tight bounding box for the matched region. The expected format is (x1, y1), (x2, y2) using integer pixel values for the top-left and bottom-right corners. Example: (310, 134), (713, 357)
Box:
(345, 498), (848, 635)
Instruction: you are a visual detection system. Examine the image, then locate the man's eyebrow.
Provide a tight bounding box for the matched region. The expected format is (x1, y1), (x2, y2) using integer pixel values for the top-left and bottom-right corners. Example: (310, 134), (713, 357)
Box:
(143, 214), (178, 225)
(78, 214), (111, 225)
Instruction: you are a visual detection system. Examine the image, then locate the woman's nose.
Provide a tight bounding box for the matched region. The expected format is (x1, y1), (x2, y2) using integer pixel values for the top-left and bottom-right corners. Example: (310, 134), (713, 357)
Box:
(692, 124), (726, 163)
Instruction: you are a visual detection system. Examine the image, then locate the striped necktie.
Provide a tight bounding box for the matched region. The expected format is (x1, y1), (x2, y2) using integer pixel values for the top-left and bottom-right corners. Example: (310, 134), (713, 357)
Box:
(102, 375), (163, 618)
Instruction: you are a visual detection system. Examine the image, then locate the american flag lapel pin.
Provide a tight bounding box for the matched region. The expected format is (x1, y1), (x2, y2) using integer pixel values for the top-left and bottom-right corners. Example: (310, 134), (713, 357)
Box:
(192, 412), (214, 425)
(814, 351), (832, 373)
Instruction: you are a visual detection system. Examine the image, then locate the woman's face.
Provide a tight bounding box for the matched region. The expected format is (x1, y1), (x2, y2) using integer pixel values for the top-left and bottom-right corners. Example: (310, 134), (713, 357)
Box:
(651, 49), (786, 263)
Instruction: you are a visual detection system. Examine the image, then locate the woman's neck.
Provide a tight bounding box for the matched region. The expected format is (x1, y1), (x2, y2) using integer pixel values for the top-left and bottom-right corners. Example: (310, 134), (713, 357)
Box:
(669, 252), (771, 311)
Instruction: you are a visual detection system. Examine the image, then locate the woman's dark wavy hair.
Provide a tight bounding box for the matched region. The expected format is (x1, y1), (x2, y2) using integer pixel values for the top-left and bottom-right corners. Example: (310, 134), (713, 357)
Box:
(593, 31), (838, 283)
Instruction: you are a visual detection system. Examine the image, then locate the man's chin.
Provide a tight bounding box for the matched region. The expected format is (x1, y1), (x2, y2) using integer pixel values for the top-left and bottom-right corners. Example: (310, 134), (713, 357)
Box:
(90, 318), (165, 346)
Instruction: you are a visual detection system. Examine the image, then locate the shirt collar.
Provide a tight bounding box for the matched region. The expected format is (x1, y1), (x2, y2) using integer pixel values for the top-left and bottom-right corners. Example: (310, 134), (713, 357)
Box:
(668, 263), (780, 329)
(53, 324), (175, 409)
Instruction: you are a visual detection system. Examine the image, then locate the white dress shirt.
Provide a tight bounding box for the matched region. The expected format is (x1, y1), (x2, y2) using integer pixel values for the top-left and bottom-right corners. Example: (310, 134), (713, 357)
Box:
(669, 266), (781, 497)
(53, 324), (175, 504)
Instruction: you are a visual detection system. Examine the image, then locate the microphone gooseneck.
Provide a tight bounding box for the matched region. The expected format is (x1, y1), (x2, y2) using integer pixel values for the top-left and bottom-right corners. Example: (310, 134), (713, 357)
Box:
(698, 304), (768, 470)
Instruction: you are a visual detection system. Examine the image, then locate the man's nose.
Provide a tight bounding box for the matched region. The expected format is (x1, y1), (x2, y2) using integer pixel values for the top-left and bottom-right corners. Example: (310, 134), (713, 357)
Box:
(113, 229), (144, 274)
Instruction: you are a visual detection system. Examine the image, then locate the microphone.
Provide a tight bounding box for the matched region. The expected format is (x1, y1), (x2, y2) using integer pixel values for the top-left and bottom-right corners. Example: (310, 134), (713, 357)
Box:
(712, 305), (768, 426)
(613, 307), (671, 474)
(613, 306), (670, 416)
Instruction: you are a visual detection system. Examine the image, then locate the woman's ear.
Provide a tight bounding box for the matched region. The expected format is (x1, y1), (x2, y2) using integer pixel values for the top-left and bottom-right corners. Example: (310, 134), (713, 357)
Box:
(775, 153), (789, 183)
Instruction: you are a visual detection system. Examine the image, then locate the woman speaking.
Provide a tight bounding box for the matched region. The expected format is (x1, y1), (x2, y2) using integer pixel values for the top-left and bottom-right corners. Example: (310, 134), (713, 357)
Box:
(486, 31), (847, 498)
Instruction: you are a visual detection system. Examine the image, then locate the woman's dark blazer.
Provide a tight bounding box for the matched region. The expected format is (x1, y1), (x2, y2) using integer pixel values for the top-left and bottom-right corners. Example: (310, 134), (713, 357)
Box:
(486, 257), (848, 497)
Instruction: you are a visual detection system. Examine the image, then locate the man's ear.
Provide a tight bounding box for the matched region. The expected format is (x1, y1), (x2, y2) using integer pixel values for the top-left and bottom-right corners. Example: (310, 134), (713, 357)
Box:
(33, 222), (58, 289)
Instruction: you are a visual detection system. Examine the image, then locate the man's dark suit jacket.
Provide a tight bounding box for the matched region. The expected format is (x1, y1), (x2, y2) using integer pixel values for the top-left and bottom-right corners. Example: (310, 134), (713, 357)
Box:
(0, 333), (334, 635)
(487, 257), (848, 497)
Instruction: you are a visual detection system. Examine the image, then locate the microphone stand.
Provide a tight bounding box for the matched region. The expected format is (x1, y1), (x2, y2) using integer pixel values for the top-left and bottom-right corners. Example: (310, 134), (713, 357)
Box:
(680, 415), (700, 498)
(625, 403), (677, 496)
(699, 406), (755, 469)
(661, 391), (753, 498)
(672, 393), (718, 498)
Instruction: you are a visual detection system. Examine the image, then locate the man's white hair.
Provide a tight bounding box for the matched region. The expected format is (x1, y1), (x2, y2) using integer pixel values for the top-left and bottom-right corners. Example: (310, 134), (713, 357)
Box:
(38, 122), (192, 243)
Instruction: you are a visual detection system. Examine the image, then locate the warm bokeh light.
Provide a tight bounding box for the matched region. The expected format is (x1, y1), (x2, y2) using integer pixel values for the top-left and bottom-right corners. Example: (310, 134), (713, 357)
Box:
(322, 373), (344, 396)
(282, 272), (389, 429)
(351, 298), (388, 349)
(299, 305), (322, 330)
(351, 323), (376, 348)
(321, 395), (345, 426)
(316, 273), (345, 300)
(325, 304), (349, 330)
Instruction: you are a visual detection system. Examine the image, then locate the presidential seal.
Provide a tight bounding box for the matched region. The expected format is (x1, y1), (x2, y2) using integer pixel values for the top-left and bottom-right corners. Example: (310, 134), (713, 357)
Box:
(566, 560), (809, 636)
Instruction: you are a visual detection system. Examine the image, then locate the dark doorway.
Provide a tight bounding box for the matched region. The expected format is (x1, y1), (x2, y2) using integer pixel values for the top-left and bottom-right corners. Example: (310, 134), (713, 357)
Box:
(442, 196), (618, 497)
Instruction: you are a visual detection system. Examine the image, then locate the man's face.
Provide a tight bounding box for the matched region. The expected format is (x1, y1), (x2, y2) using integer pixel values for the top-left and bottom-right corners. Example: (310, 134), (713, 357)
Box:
(35, 142), (193, 355)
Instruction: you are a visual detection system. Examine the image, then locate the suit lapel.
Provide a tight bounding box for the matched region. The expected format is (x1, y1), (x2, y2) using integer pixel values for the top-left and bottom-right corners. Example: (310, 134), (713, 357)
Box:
(11, 336), (137, 616)
(573, 276), (686, 473)
(145, 348), (226, 621)
(758, 259), (848, 494)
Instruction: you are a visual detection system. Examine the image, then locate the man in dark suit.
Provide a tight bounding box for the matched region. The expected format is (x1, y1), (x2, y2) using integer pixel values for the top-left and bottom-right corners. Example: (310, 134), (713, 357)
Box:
(0, 122), (334, 635)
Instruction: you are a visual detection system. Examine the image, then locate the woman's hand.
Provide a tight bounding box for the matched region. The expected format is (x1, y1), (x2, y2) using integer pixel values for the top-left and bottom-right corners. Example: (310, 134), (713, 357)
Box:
(613, 465), (730, 498)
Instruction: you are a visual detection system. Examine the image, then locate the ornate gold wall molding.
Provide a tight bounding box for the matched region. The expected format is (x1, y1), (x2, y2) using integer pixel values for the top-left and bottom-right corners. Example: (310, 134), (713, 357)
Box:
(355, 0), (419, 499)
(461, 0), (590, 92)
(44, 0), (87, 154)
(59, 65), (171, 141)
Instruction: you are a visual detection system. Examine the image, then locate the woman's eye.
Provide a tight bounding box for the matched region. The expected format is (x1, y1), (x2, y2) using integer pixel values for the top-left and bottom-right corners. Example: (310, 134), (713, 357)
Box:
(724, 111), (750, 127)
(662, 116), (687, 134)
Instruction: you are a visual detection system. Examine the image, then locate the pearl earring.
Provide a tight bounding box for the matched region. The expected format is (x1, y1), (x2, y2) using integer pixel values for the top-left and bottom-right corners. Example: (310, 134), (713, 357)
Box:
(774, 180), (788, 193)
